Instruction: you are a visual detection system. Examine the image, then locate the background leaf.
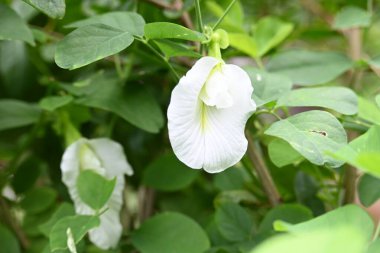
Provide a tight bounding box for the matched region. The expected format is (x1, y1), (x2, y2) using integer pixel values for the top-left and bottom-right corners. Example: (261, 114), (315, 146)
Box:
(215, 202), (254, 242)
(39, 96), (73, 112)
(254, 17), (294, 56)
(20, 187), (57, 214)
(276, 87), (358, 115)
(49, 215), (100, 252)
(144, 22), (206, 41)
(265, 110), (347, 167)
(251, 226), (366, 253)
(245, 67), (293, 107)
(0, 3), (35, 46)
(268, 139), (303, 167)
(77, 170), (116, 211)
(23, 0), (65, 19)
(66, 11), (145, 37)
(74, 74), (164, 133)
(333, 6), (371, 30)
(358, 174), (380, 207)
(0, 224), (21, 253)
(143, 153), (199, 191)
(267, 50), (353, 85)
(131, 212), (210, 253)
(258, 204), (313, 233)
(274, 205), (374, 242)
(55, 24), (134, 69)
(0, 99), (41, 132)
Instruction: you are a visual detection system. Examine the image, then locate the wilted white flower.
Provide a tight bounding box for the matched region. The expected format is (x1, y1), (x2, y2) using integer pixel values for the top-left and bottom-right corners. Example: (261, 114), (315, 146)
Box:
(167, 56), (256, 173)
(60, 138), (133, 249)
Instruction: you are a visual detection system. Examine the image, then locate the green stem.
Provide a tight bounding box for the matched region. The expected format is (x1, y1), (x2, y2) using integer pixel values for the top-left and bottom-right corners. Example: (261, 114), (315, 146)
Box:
(136, 37), (180, 82)
(212, 0), (237, 30)
(114, 54), (125, 80)
(255, 109), (282, 121)
(195, 0), (204, 33)
(255, 57), (265, 70)
(368, 0), (374, 14)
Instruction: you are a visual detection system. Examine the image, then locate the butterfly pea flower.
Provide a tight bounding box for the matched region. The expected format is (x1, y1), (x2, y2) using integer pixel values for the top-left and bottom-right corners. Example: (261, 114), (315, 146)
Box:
(60, 138), (133, 250)
(167, 56), (256, 173)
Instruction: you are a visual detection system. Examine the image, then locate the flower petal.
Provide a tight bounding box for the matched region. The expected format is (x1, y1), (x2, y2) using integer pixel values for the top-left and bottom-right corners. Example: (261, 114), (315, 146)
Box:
(60, 138), (131, 249)
(168, 58), (256, 173)
(168, 57), (220, 169)
(89, 138), (133, 176)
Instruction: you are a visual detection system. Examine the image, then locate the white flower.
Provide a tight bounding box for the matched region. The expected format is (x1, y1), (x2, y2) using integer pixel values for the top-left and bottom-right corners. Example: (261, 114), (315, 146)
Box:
(60, 138), (133, 250)
(167, 56), (256, 173)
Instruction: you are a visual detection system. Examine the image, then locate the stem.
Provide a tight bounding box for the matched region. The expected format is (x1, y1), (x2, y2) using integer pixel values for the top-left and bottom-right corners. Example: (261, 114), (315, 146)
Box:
(114, 54), (125, 80)
(368, 0), (374, 15)
(135, 37), (180, 82)
(255, 109), (282, 121)
(195, 0), (204, 33)
(373, 220), (380, 241)
(245, 130), (281, 207)
(343, 26), (363, 204)
(212, 0), (237, 30)
(255, 57), (265, 70)
(0, 198), (30, 249)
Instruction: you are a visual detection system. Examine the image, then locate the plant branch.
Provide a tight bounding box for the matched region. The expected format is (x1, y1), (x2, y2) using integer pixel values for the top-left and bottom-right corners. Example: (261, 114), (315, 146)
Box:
(135, 37), (180, 82)
(212, 0), (237, 30)
(0, 198), (30, 249)
(245, 130), (281, 207)
(343, 27), (363, 204)
(195, 0), (204, 33)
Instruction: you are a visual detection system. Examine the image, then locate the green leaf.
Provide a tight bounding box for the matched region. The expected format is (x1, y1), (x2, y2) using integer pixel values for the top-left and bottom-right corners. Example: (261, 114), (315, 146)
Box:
(244, 67), (293, 107)
(376, 95), (380, 108)
(0, 99), (41, 131)
(213, 167), (248, 191)
(205, 1), (244, 33)
(334, 126), (380, 177)
(154, 40), (201, 59)
(0, 224), (21, 253)
(268, 139), (303, 167)
(39, 96), (73, 112)
(23, 0), (65, 19)
(0, 3), (35, 46)
(20, 187), (57, 214)
(358, 174), (380, 207)
(74, 73), (164, 133)
(254, 17), (294, 56)
(143, 153), (199, 191)
(259, 204), (313, 233)
(39, 203), (75, 237)
(131, 212), (210, 253)
(77, 170), (116, 211)
(229, 33), (258, 58)
(333, 6), (371, 30)
(265, 110), (347, 167)
(250, 226), (366, 253)
(358, 97), (380, 125)
(215, 202), (254, 242)
(267, 50), (353, 85)
(66, 11), (145, 37)
(274, 205), (374, 242)
(276, 87), (358, 115)
(55, 24), (134, 70)
(144, 22), (206, 42)
(49, 215), (100, 252)
(368, 239), (380, 253)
